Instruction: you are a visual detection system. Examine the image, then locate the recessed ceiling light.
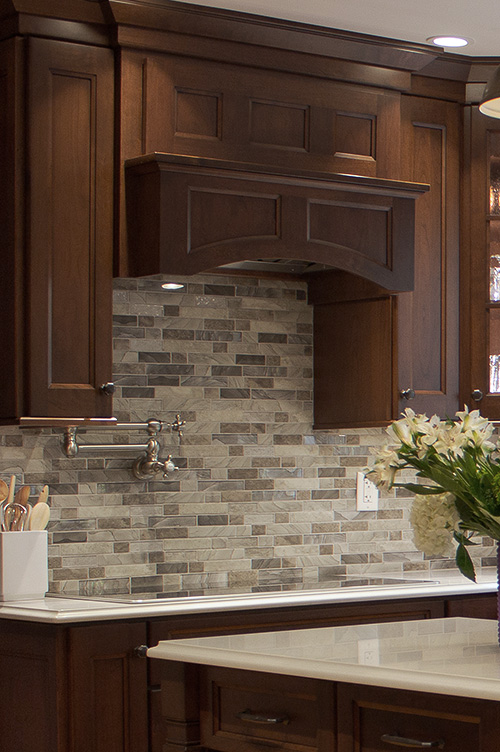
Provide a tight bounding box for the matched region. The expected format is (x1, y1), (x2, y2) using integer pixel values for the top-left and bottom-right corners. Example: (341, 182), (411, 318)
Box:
(161, 282), (185, 290)
(426, 35), (471, 48)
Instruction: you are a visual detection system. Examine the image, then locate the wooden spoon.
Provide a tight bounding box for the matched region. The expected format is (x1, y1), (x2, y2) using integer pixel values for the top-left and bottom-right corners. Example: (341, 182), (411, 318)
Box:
(5, 475), (16, 506)
(1, 475), (16, 531)
(28, 502), (50, 531)
(0, 479), (9, 503)
(36, 485), (49, 505)
(29, 485), (50, 531)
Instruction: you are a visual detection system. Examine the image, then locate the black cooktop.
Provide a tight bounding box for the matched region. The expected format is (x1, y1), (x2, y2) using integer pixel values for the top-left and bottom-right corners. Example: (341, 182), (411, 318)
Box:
(48, 575), (437, 604)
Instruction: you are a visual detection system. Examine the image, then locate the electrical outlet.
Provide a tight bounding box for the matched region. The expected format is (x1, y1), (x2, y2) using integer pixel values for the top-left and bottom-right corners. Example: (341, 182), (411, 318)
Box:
(356, 472), (379, 511)
(357, 638), (380, 665)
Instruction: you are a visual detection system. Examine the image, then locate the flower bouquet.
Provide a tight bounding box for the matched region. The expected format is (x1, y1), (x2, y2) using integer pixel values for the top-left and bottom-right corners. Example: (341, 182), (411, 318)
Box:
(369, 407), (500, 581)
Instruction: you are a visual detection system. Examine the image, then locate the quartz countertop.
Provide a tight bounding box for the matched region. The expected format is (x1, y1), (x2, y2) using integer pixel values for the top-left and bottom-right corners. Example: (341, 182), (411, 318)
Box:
(0, 569), (496, 624)
(148, 617), (500, 701)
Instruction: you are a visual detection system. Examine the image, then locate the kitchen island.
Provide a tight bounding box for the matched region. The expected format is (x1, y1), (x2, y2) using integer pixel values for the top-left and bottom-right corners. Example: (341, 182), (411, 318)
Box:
(148, 617), (500, 752)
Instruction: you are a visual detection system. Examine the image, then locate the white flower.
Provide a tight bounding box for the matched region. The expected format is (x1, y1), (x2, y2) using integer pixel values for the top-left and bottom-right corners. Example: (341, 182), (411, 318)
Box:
(409, 493), (460, 557)
(368, 447), (403, 490)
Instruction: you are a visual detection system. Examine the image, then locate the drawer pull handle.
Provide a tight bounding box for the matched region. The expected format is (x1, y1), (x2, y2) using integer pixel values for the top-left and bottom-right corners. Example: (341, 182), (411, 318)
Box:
(381, 733), (444, 748)
(237, 709), (290, 725)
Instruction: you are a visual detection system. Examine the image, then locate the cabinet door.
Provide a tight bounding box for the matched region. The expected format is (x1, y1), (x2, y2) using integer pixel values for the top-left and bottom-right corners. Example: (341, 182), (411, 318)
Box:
(313, 295), (397, 428)
(398, 95), (460, 417)
(69, 621), (149, 752)
(337, 683), (500, 752)
(26, 38), (114, 418)
(0, 37), (24, 420)
(462, 106), (500, 419)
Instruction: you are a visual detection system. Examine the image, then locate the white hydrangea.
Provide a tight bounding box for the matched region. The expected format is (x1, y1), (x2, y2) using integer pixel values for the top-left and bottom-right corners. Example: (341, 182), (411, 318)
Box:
(409, 493), (461, 557)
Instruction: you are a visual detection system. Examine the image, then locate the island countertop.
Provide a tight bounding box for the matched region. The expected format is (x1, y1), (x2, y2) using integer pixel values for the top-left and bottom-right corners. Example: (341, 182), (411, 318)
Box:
(0, 568), (496, 623)
(148, 616), (500, 702)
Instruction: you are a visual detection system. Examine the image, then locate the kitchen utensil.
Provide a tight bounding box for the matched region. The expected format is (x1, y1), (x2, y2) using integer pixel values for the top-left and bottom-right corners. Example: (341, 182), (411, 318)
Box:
(28, 502), (50, 531)
(36, 485), (49, 505)
(10, 486), (31, 531)
(9, 503), (29, 531)
(1, 476), (16, 532)
(0, 479), (9, 503)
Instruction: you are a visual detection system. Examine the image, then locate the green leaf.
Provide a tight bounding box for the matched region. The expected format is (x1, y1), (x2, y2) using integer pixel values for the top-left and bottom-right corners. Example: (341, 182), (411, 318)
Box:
(455, 543), (476, 582)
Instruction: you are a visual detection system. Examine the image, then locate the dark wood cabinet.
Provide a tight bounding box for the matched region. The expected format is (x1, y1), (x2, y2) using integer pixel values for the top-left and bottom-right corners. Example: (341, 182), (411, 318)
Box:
(337, 683), (500, 752)
(462, 105), (500, 419)
(311, 95), (460, 427)
(0, 36), (115, 422)
(68, 622), (149, 752)
(0, 590), (494, 752)
(0, 619), (148, 752)
(117, 49), (403, 275)
(397, 95), (460, 418)
(200, 666), (334, 752)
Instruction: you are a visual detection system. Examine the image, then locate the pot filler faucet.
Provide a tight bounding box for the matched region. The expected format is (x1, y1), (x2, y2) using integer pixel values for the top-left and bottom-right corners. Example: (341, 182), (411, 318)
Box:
(62, 415), (186, 480)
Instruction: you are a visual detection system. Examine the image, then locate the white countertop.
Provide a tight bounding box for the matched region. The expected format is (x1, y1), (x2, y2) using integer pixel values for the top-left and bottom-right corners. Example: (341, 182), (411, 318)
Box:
(0, 569), (497, 623)
(148, 617), (500, 701)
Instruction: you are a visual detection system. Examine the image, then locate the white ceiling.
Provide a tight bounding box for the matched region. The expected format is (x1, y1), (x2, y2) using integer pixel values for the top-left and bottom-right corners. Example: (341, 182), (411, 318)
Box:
(171, 0), (500, 58)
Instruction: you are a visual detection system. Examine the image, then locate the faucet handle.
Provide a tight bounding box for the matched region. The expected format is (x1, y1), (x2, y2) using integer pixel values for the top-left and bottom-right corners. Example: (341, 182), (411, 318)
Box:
(162, 455), (178, 478)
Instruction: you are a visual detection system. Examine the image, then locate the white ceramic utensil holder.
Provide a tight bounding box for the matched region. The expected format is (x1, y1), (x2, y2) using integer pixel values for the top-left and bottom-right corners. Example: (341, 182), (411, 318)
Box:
(0, 530), (48, 601)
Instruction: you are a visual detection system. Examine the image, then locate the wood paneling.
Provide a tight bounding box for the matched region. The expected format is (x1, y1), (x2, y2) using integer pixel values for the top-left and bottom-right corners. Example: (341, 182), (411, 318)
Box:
(125, 51), (401, 177)
(27, 38), (114, 417)
(117, 51), (403, 274)
(124, 153), (425, 288)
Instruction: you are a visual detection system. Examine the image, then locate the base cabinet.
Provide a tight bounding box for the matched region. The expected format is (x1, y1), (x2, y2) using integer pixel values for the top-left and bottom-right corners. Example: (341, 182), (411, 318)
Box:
(337, 683), (500, 752)
(157, 664), (500, 752)
(200, 666), (335, 752)
(0, 590), (495, 752)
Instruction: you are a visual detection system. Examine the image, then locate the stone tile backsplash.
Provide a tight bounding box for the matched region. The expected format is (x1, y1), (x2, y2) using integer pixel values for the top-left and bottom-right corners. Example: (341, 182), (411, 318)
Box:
(0, 273), (495, 595)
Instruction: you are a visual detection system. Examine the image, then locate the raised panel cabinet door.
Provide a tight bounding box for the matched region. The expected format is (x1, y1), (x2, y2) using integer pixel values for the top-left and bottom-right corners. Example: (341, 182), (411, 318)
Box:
(27, 38), (114, 418)
(69, 621), (149, 752)
(398, 96), (460, 418)
(0, 37), (24, 420)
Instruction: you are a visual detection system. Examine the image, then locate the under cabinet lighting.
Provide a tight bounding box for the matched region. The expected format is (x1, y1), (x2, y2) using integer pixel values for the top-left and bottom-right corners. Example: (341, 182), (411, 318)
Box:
(161, 282), (185, 290)
(426, 35), (470, 48)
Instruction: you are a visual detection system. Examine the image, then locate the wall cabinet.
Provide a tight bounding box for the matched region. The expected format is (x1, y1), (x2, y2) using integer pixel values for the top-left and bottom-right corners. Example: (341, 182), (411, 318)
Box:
(0, 36), (115, 422)
(462, 106), (500, 419)
(311, 95), (460, 427)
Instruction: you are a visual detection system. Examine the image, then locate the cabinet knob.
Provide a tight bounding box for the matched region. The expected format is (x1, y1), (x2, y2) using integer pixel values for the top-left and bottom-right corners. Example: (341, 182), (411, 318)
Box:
(471, 388), (484, 402)
(100, 382), (116, 396)
(133, 644), (148, 658)
(399, 388), (415, 400)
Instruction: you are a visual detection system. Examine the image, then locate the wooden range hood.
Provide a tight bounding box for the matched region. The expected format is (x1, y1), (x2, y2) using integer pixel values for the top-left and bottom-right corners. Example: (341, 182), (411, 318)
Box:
(124, 153), (428, 290)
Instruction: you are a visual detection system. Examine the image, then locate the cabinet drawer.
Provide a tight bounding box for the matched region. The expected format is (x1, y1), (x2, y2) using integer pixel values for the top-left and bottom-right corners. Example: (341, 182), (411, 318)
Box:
(337, 683), (499, 752)
(200, 666), (334, 752)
